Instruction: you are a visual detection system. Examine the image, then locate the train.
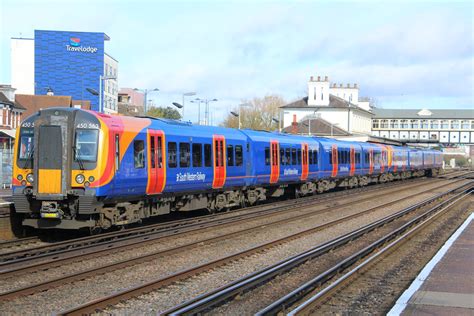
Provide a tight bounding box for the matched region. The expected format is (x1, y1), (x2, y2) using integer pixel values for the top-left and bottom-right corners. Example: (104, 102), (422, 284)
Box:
(12, 108), (443, 232)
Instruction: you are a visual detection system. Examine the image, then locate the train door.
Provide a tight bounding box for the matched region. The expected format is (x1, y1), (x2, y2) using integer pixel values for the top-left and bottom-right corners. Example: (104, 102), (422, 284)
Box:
(369, 148), (374, 174)
(270, 140), (280, 184)
(350, 147), (355, 176)
(146, 130), (166, 194)
(212, 135), (226, 188)
(381, 148), (386, 173)
(331, 145), (338, 177)
(301, 143), (308, 181)
(37, 125), (63, 194)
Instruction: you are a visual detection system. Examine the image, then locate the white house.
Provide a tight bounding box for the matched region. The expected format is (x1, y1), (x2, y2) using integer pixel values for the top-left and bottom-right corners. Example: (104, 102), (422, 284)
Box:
(281, 76), (373, 135)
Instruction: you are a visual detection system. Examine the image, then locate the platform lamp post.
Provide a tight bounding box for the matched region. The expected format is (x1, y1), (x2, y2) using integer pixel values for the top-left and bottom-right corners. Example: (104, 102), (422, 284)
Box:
(182, 92), (196, 120)
(272, 118), (280, 132)
(190, 98), (203, 124)
(172, 102), (183, 119)
(134, 88), (159, 115)
(200, 98), (218, 125)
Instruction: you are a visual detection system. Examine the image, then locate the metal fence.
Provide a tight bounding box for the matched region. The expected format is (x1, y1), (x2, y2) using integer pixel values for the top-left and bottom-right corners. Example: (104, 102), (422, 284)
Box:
(0, 148), (12, 188)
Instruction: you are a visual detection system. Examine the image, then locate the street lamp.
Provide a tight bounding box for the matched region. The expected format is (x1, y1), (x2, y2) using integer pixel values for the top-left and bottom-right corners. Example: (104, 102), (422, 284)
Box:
(236, 103), (251, 129)
(190, 98), (203, 124)
(182, 92), (196, 120)
(201, 98), (218, 125)
(172, 102), (183, 119)
(272, 118), (280, 132)
(134, 88), (159, 114)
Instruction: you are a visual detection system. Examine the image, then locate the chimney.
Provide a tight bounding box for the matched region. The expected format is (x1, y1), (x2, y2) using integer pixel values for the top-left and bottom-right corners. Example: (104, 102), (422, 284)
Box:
(339, 83), (343, 88)
(347, 83), (350, 88)
(324, 76), (328, 81)
(291, 114), (298, 134)
(317, 76), (321, 81)
(354, 83), (358, 88)
(310, 76), (314, 81)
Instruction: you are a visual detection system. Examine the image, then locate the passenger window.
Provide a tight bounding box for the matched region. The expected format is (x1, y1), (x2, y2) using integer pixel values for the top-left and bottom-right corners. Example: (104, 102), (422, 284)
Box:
(227, 145), (234, 166)
(204, 144), (212, 167)
(180, 143), (190, 167)
(192, 143), (202, 167)
(265, 147), (270, 165)
(157, 137), (163, 168)
(150, 137), (155, 168)
(168, 142), (177, 168)
(235, 145), (243, 166)
(280, 149), (285, 165)
(285, 148), (291, 165)
(134, 140), (145, 169)
(309, 150), (313, 164)
(329, 152), (333, 165)
(297, 149), (301, 164)
(291, 148), (297, 165)
(314, 150), (318, 164)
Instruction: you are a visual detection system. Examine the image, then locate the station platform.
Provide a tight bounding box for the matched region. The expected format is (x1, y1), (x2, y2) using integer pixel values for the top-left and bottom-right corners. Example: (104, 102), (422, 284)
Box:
(388, 212), (474, 315)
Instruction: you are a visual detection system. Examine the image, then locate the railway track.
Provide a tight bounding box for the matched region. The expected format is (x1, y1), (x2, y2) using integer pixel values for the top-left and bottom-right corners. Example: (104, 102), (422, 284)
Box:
(0, 178), (452, 301)
(0, 177), (436, 265)
(0, 237), (41, 252)
(163, 182), (472, 316)
(50, 181), (472, 315)
(280, 190), (472, 316)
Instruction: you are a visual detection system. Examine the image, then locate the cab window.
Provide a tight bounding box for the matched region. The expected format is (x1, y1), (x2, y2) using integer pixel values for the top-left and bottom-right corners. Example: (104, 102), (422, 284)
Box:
(75, 129), (99, 162)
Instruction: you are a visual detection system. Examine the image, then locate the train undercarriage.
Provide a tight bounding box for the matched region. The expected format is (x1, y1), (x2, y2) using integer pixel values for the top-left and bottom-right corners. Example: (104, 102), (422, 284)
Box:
(14, 168), (440, 233)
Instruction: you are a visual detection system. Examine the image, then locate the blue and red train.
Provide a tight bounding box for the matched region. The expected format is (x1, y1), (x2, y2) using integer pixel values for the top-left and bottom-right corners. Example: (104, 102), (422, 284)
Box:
(12, 108), (443, 231)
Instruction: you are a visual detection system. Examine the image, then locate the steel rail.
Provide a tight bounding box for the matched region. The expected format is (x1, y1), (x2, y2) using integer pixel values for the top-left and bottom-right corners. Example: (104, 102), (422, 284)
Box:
(0, 237), (40, 248)
(0, 178), (437, 276)
(56, 182), (472, 316)
(285, 190), (472, 316)
(163, 182), (472, 316)
(0, 181), (451, 300)
(0, 177), (426, 263)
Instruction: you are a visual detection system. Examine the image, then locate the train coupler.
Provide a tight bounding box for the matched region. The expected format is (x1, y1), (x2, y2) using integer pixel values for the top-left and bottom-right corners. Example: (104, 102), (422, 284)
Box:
(40, 201), (63, 219)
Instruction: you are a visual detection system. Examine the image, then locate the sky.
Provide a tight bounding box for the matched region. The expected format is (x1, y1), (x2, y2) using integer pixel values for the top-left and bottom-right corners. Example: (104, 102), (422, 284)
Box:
(0, 0), (472, 123)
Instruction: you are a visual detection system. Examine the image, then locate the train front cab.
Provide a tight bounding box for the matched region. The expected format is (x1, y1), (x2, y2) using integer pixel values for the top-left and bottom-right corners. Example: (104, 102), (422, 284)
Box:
(12, 108), (104, 230)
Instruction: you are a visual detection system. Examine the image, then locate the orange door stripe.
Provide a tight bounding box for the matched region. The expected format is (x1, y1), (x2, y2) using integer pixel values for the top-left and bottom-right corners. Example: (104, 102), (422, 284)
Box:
(331, 145), (338, 177)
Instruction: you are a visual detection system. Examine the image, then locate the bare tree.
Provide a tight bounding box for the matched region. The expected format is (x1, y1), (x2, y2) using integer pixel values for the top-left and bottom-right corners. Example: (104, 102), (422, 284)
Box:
(221, 95), (286, 131)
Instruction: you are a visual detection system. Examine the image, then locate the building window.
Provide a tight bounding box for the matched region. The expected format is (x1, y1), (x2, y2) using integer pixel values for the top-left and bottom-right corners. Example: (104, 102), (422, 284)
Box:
(440, 120), (449, 129)
(461, 120), (469, 129)
(450, 120), (459, 129)
(381, 120), (389, 128)
(390, 120), (399, 129)
(400, 120), (409, 129)
(421, 120), (429, 129)
(410, 120), (418, 129)
(372, 120), (379, 129)
(430, 120), (439, 129)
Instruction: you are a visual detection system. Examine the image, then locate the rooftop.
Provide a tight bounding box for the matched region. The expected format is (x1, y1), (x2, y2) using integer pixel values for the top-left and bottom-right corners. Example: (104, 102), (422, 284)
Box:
(281, 95), (372, 114)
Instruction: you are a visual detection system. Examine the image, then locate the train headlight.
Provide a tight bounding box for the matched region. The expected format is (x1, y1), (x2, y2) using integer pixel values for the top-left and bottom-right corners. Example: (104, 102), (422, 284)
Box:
(75, 174), (85, 184)
(17, 175), (23, 181)
(88, 176), (95, 182)
(26, 173), (34, 183)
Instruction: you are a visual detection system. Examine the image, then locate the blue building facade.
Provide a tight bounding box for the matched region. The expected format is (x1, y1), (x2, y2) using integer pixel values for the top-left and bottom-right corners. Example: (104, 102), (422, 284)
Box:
(34, 30), (109, 111)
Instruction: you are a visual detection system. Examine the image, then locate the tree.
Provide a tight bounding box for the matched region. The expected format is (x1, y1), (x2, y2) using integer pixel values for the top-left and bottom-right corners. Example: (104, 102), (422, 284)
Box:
(221, 95), (286, 131)
(146, 106), (182, 120)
